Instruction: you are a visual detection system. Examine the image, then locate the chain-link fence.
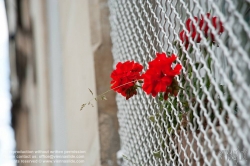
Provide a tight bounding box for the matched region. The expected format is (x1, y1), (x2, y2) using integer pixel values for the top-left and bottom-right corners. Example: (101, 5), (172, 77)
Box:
(109, 0), (250, 165)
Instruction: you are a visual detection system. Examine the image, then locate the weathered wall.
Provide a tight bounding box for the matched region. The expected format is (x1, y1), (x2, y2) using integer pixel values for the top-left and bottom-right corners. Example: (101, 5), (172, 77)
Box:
(5, 0), (39, 158)
(5, 0), (119, 165)
(30, 0), (51, 151)
(57, 0), (101, 165)
(89, 0), (120, 165)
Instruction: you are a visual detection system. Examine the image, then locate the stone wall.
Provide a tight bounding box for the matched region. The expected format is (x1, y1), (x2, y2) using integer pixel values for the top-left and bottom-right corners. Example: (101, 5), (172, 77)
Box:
(5, 0), (38, 158)
(89, 0), (120, 165)
(5, 0), (120, 165)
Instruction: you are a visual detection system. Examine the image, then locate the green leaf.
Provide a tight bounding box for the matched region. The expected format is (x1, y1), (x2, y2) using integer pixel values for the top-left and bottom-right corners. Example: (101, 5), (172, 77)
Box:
(173, 40), (178, 46)
(188, 46), (193, 54)
(205, 76), (211, 89)
(188, 65), (192, 74)
(101, 95), (107, 100)
(148, 115), (155, 123)
(207, 57), (212, 71)
(80, 104), (86, 110)
(159, 93), (164, 101)
(173, 97), (178, 108)
(167, 127), (172, 134)
(178, 113), (183, 121)
(88, 88), (93, 95)
(195, 62), (203, 69)
(192, 78), (199, 88)
(198, 88), (203, 98)
(166, 102), (172, 113)
(153, 151), (161, 158)
(219, 85), (225, 94)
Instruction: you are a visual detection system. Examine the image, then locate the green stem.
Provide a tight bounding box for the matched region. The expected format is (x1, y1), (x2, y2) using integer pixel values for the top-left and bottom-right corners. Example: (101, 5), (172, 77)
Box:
(80, 79), (143, 110)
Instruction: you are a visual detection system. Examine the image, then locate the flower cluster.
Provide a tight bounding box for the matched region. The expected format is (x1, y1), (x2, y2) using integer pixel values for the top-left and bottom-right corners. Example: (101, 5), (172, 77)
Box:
(180, 13), (224, 49)
(82, 13), (226, 119)
(110, 61), (143, 100)
(110, 53), (182, 100)
(199, 13), (224, 41)
(142, 53), (182, 98)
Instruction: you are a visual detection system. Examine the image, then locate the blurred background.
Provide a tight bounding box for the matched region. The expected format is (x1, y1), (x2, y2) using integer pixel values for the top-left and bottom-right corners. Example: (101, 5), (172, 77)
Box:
(1, 0), (120, 165)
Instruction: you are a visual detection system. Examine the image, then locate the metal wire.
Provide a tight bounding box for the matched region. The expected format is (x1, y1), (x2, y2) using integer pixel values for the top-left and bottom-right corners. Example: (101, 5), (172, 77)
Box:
(109, 0), (250, 165)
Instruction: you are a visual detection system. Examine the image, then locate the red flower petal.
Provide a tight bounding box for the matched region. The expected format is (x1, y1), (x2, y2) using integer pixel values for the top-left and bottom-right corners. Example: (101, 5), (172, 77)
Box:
(110, 61), (143, 99)
(142, 53), (182, 97)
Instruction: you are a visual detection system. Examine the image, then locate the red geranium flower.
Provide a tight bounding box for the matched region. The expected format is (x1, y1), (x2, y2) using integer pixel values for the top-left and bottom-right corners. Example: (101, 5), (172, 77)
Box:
(180, 30), (189, 49)
(186, 17), (202, 42)
(179, 17), (201, 49)
(180, 13), (224, 47)
(110, 61), (143, 99)
(142, 53), (182, 97)
(199, 13), (224, 41)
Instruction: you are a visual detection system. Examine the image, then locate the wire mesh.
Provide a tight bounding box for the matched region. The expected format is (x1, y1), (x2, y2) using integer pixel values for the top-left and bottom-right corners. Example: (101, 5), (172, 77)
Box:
(109, 0), (250, 165)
